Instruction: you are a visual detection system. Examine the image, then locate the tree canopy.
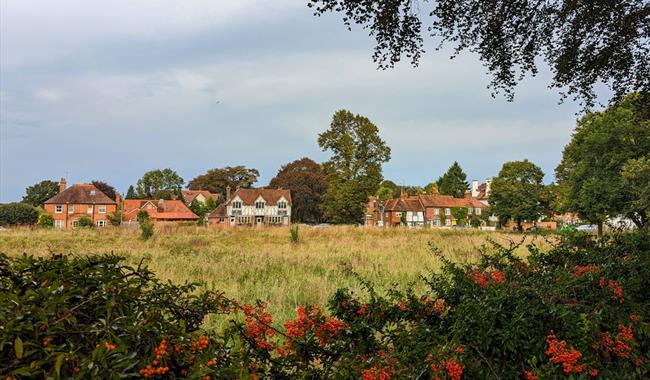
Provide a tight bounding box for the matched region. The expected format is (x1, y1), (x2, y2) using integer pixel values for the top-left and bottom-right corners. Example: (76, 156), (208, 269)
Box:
(188, 166), (259, 201)
(489, 159), (545, 231)
(0, 203), (39, 226)
(136, 168), (184, 200)
(556, 93), (650, 232)
(436, 162), (469, 198)
(319, 109), (391, 224)
(21, 180), (59, 207)
(308, 0), (650, 107)
(375, 180), (400, 201)
(91, 180), (117, 201)
(269, 157), (328, 224)
(125, 185), (136, 200)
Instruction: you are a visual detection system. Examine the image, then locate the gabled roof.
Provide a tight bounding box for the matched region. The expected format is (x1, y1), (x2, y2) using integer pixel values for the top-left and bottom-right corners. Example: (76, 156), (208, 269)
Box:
(476, 183), (488, 200)
(226, 188), (291, 206)
(207, 204), (226, 218)
(123, 199), (198, 221)
(181, 189), (219, 204)
(383, 197), (424, 212)
(419, 194), (475, 208)
(44, 184), (116, 205)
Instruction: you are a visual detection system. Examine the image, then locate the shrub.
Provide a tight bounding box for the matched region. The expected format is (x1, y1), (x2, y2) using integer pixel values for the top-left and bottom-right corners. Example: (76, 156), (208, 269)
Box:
(76, 216), (94, 228)
(138, 210), (154, 240)
(290, 225), (299, 243)
(0, 203), (39, 226)
(37, 213), (54, 228)
(107, 210), (122, 226)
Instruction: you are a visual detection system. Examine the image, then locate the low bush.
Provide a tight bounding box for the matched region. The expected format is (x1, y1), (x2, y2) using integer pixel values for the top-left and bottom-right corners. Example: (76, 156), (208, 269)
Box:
(0, 203), (39, 226)
(76, 216), (94, 228)
(37, 213), (54, 228)
(1, 231), (648, 379)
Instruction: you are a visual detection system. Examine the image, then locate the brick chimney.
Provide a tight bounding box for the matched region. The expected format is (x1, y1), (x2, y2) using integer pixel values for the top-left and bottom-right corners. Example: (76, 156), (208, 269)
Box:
(226, 185), (231, 201)
(59, 177), (67, 193)
(400, 189), (408, 199)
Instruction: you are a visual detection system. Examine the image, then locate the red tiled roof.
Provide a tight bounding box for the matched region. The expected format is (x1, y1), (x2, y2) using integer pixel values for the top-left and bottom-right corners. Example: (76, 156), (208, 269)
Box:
(383, 197), (424, 212)
(123, 199), (198, 221)
(419, 194), (472, 208)
(207, 204), (226, 218)
(44, 184), (116, 205)
(476, 183), (488, 200)
(383, 193), (487, 211)
(225, 188), (291, 206)
(182, 189), (219, 204)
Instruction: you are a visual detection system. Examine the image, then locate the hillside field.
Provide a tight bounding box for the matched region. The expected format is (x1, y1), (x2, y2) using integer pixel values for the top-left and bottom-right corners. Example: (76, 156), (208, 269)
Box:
(0, 226), (551, 327)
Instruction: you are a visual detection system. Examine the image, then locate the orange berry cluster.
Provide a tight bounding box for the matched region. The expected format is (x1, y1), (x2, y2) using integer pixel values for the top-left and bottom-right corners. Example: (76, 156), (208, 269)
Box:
(191, 335), (209, 351)
(468, 269), (505, 288)
(545, 333), (586, 374)
(138, 365), (169, 378)
(598, 277), (624, 302)
(104, 341), (117, 351)
(139, 339), (170, 378)
(42, 337), (53, 347)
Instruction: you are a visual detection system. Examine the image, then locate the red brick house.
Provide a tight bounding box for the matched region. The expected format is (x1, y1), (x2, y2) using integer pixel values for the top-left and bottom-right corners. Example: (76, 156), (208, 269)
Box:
(122, 199), (198, 222)
(43, 178), (118, 228)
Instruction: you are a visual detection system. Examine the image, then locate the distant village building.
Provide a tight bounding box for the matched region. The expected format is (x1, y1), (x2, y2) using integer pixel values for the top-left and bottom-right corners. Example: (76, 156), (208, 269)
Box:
(44, 178), (117, 228)
(122, 199), (198, 223)
(180, 189), (219, 206)
(210, 186), (291, 227)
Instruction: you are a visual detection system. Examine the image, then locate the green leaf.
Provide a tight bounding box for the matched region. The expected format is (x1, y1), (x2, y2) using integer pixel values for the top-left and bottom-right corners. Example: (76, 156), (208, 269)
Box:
(55, 353), (64, 376)
(15, 336), (24, 359)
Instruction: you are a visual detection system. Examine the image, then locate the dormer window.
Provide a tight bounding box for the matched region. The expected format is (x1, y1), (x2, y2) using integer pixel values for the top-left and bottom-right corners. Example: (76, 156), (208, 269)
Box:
(255, 201), (265, 209)
(232, 201), (242, 209)
(278, 201), (287, 209)
(90, 190), (96, 196)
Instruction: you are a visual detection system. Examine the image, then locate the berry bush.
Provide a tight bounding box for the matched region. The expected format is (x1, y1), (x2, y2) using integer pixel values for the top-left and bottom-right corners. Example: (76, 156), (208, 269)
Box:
(1, 231), (649, 379)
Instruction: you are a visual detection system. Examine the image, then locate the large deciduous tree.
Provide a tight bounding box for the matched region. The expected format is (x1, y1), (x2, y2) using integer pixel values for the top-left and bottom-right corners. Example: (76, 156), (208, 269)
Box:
(269, 157), (328, 224)
(308, 0), (650, 107)
(136, 169), (184, 200)
(556, 93), (650, 234)
(489, 160), (545, 231)
(319, 109), (391, 224)
(91, 180), (117, 201)
(436, 162), (469, 198)
(188, 166), (259, 201)
(375, 180), (400, 201)
(22, 180), (59, 207)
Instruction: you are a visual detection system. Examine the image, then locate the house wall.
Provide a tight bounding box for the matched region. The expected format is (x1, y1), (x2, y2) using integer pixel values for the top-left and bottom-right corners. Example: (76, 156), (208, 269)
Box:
(226, 196), (292, 226)
(44, 203), (117, 228)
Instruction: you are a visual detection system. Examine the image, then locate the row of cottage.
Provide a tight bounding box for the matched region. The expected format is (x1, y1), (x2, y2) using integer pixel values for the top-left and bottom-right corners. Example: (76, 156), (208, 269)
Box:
(44, 178), (292, 229)
(364, 180), (491, 228)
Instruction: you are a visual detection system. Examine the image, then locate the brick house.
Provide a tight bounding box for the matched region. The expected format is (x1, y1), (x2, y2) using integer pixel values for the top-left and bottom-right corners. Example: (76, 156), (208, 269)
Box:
(217, 186), (291, 227)
(365, 188), (488, 228)
(43, 178), (117, 228)
(122, 199), (198, 223)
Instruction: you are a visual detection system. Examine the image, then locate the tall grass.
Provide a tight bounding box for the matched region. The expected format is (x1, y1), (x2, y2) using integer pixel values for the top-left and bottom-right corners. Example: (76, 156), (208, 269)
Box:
(0, 226), (551, 328)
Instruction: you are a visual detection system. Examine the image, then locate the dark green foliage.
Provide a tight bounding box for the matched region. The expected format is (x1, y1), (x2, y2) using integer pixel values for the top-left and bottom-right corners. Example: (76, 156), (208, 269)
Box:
(319, 110), (391, 224)
(490, 160), (545, 230)
(91, 180), (117, 201)
(308, 0), (650, 107)
(290, 225), (299, 243)
(375, 180), (400, 201)
(0, 203), (39, 226)
(107, 211), (122, 226)
(188, 166), (259, 201)
(269, 158), (328, 223)
(125, 185), (136, 199)
(37, 213), (54, 228)
(450, 207), (468, 226)
(21, 180), (59, 207)
(556, 93), (650, 232)
(76, 216), (94, 228)
(137, 211), (154, 240)
(436, 162), (469, 198)
(188, 199), (216, 226)
(136, 168), (184, 200)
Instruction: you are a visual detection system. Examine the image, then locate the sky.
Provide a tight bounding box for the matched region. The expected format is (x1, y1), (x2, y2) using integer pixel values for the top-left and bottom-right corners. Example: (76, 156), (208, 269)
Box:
(0, 0), (605, 202)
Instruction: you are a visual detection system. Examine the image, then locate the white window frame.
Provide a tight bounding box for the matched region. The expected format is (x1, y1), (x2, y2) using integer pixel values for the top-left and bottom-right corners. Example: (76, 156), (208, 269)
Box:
(396, 212), (402, 217)
(55, 205), (63, 214)
(445, 219), (451, 226)
(232, 201), (242, 209)
(468, 207), (473, 215)
(98, 205), (106, 214)
(476, 208), (482, 215)
(96, 220), (106, 227)
(72, 220), (79, 228)
(278, 201), (287, 209)
(55, 220), (65, 228)
(445, 208), (451, 216)
(255, 201), (265, 209)
(87, 205), (93, 214)
(68, 205), (74, 214)
(434, 208), (440, 215)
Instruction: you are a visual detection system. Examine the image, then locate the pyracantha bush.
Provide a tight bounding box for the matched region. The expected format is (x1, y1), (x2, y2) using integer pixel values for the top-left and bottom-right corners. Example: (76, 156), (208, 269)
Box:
(1, 231), (649, 379)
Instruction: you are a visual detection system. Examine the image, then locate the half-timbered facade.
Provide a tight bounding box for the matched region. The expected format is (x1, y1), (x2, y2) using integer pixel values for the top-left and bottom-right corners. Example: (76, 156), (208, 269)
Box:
(223, 187), (291, 227)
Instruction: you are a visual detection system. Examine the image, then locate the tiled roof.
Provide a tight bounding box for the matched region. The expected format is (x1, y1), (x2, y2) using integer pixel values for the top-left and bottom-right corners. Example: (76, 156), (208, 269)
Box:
(208, 204), (226, 218)
(419, 194), (473, 208)
(476, 183), (488, 200)
(225, 188), (291, 206)
(383, 197), (424, 212)
(44, 184), (116, 205)
(182, 189), (219, 204)
(123, 199), (198, 221)
(383, 193), (488, 211)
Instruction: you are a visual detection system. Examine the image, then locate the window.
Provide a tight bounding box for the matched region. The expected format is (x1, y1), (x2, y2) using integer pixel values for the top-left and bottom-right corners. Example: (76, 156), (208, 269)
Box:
(68, 205), (74, 214)
(434, 219), (441, 226)
(396, 212), (402, 217)
(98, 205), (106, 214)
(90, 190), (96, 196)
(54, 220), (65, 229)
(72, 220), (79, 228)
(255, 201), (265, 209)
(475, 208), (482, 215)
(269, 216), (282, 224)
(445, 219), (451, 226)
(87, 205), (93, 214)
(434, 208), (440, 215)
(468, 207), (473, 215)
(278, 201), (287, 209)
(55, 205), (63, 213)
(232, 201), (242, 209)
(96, 220), (105, 227)
(445, 208), (451, 216)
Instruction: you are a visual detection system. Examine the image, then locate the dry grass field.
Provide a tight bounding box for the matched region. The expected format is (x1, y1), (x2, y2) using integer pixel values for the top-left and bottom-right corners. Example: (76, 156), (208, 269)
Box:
(0, 225), (552, 328)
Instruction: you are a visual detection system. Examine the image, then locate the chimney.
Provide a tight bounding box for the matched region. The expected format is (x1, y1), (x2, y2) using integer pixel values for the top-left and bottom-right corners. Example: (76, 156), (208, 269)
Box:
(400, 189), (408, 199)
(471, 180), (479, 197)
(59, 177), (67, 193)
(226, 185), (231, 201)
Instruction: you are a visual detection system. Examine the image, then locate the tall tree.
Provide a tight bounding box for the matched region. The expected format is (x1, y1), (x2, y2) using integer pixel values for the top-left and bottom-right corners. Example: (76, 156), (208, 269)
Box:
(489, 160), (545, 231)
(375, 180), (400, 201)
(269, 158), (328, 224)
(622, 156), (650, 230)
(22, 180), (59, 207)
(309, 0), (650, 107)
(436, 162), (469, 198)
(556, 93), (650, 235)
(319, 109), (391, 224)
(136, 168), (184, 200)
(125, 185), (136, 199)
(188, 166), (259, 201)
(91, 180), (117, 201)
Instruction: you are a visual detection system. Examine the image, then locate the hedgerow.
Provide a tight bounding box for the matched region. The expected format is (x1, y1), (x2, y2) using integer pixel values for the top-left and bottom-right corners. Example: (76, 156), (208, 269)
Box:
(1, 231), (648, 379)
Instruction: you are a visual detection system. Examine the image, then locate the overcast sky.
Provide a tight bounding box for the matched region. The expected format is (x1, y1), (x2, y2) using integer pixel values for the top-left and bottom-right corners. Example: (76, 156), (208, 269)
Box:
(1, 0), (605, 202)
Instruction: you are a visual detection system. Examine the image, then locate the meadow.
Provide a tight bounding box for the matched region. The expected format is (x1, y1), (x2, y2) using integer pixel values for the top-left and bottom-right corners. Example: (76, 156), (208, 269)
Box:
(0, 226), (551, 327)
